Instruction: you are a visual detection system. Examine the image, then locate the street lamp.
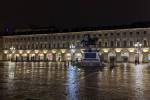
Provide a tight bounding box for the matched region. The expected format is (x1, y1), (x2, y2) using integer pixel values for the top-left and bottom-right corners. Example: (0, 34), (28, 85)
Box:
(10, 46), (16, 62)
(70, 44), (76, 62)
(134, 42), (142, 64)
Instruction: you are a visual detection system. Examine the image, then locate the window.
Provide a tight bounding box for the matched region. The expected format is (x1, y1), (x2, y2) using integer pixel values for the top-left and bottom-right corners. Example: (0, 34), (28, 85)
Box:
(77, 35), (80, 39)
(136, 32), (140, 35)
(53, 44), (56, 48)
(67, 42), (70, 48)
(144, 40), (147, 47)
(72, 35), (75, 39)
(57, 43), (60, 48)
(32, 44), (34, 49)
(53, 36), (56, 40)
(111, 33), (113, 36)
(105, 33), (108, 36)
(63, 35), (65, 40)
(93, 34), (96, 37)
(123, 32), (126, 36)
(99, 41), (101, 47)
(45, 44), (47, 48)
(130, 32), (133, 36)
(117, 33), (120, 36)
(123, 41), (127, 47)
(117, 41), (120, 47)
(130, 41), (133, 47)
(49, 44), (51, 49)
(144, 31), (147, 35)
(40, 44), (42, 49)
(67, 35), (70, 39)
(105, 42), (107, 47)
(63, 43), (65, 48)
(110, 41), (114, 47)
(99, 34), (102, 37)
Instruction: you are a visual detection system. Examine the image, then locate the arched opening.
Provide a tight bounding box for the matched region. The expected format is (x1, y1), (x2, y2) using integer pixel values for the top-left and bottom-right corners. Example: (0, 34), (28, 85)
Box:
(144, 40), (147, 47)
(75, 53), (82, 62)
(121, 50), (129, 63)
(30, 54), (35, 61)
(38, 53), (44, 61)
(105, 42), (108, 47)
(47, 53), (53, 61)
(65, 53), (71, 61)
(56, 53), (62, 61)
(14, 54), (20, 61)
(123, 41), (127, 47)
(110, 41), (114, 47)
(117, 41), (120, 47)
(108, 50), (116, 63)
(22, 54), (27, 61)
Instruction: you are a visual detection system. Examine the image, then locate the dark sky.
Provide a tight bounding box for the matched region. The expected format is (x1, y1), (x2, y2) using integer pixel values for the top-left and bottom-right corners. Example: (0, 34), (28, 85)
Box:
(0, 0), (150, 30)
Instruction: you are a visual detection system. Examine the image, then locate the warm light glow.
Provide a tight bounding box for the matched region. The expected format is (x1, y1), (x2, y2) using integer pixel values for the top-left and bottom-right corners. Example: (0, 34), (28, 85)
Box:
(39, 54), (44, 56)
(8, 54), (12, 57)
(43, 50), (48, 54)
(143, 48), (149, 52)
(23, 54), (27, 56)
(19, 50), (23, 54)
(35, 50), (39, 54)
(139, 44), (142, 47)
(128, 48), (134, 52)
(103, 49), (109, 53)
(115, 48), (122, 52)
(15, 54), (19, 57)
(61, 49), (66, 53)
(4, 50), (8, 54)
(66, 53), (71, 56)
(52, 50), (56, 54)
(27, 50), (31, 54)
(31, 54), (35, 56)
(121, 52), (129, 57)
(76, 53), (81, 57)
(12, 51), (15, 54)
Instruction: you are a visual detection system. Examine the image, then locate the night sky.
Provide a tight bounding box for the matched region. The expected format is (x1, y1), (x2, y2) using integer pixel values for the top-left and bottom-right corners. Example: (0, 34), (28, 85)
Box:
(0, 0), (150, 30)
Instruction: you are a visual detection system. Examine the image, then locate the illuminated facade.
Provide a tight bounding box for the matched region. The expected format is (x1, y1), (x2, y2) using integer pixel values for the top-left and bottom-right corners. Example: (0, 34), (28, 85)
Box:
(1, 27), (150, 63)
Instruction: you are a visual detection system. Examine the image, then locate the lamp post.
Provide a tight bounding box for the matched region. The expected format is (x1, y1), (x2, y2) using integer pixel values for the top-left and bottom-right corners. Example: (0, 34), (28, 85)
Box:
(10, 46), (16, 62)
(134, 42), (142, 64)
(70, 44), (76, 64)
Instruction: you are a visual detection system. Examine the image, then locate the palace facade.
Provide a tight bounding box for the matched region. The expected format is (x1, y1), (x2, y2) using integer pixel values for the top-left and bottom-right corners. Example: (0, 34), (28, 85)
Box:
(1, 27), (150, 63)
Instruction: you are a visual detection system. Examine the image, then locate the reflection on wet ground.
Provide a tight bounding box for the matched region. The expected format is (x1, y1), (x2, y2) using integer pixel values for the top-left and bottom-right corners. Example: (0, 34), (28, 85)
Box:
(1, 62), (150, 100)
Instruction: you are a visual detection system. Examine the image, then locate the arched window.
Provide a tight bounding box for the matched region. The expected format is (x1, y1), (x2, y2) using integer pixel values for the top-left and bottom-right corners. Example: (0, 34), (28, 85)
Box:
(123, 41), (127, 47)
(117, 41), (120, 47)
(57, 43), (60, 48)
(130, 41), (133, 47)
(63, 43), (65, 48)
(110, 41), (114, 47)
(99, 41), (102, 47)
(105, 42), (108, 47)
(53, 44), (56, 48)
(49, 44), (51, 49)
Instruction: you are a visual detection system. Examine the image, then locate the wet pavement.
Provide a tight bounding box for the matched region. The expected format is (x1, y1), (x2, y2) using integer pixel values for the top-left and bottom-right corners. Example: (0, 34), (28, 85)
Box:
(1, 62), (150, 100)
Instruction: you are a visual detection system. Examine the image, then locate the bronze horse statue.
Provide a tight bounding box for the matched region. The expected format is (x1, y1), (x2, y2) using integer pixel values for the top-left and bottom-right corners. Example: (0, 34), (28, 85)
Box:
(81, 34), (98, 47)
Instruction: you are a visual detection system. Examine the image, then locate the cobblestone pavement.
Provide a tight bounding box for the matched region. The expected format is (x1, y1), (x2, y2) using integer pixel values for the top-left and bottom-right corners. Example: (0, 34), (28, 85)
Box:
(0, 62), (150, 100)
